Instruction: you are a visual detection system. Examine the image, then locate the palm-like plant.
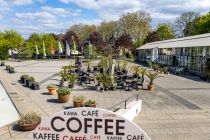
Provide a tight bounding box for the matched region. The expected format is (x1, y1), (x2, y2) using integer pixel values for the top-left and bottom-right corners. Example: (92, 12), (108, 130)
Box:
(146, 71), (161, 85)
(139, 68), (147, 78)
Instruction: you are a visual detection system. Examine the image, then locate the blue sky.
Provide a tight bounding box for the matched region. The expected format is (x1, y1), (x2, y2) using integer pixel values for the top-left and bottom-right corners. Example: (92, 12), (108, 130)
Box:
(0, 0), (210, 39)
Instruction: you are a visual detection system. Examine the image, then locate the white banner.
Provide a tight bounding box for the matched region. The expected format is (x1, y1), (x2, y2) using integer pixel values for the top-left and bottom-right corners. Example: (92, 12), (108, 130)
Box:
(28, 108), (150, 140)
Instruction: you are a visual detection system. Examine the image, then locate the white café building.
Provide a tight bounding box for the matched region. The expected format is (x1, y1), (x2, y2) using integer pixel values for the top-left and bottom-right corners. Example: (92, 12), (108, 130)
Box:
(136, 33), (210, 75)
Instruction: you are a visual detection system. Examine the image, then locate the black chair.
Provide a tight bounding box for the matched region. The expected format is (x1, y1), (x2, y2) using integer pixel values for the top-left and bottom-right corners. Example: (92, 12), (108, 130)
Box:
(136, 78), (144, 89)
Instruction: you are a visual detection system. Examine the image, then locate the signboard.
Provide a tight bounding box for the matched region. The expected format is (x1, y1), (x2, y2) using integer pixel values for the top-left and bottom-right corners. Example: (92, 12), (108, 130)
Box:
(28, 108), (150, 140)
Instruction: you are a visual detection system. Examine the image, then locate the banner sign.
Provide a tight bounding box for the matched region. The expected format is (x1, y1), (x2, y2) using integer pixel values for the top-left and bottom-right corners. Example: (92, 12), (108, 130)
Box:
(28, 108), (150, 140)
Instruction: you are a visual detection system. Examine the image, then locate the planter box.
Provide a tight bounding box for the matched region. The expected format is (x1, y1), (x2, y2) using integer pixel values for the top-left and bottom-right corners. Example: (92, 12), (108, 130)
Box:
(31, 83), (40, 90)
(9, 67), (15, 73)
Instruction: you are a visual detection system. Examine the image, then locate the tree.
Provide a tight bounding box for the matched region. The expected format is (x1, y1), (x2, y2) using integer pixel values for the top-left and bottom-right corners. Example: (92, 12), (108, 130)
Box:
(115, 34), (133, 53)
(69, 24), (97, 42)
(174, 11), (200, 37)
(98, 21), (116, 42)
(133, 39), (144, 49)
(88, 32), (107, 53)
(63, 31), (81, 51)
(143, 31), (160, 44)
(3, 30), (24, 50)
(190, 12), (210, 35)
(119, 11), (151, 40)
(156, 23), (175, 40)
(26, 33), (57, 56)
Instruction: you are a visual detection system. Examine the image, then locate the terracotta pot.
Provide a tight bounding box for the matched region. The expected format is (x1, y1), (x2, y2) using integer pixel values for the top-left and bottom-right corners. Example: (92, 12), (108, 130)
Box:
(19, 119), (41, 131)
(58, 94), (70, 103)
(148, 84), (154, 91)
(84, 104), (96, 108)
(74, 101), (83, 107)
(48, 87), (57, 95)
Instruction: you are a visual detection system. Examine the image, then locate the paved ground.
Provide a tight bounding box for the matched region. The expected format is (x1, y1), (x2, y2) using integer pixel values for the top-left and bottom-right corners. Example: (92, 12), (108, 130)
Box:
(133, 71), (210, 140)
(0, 60), (210, 140)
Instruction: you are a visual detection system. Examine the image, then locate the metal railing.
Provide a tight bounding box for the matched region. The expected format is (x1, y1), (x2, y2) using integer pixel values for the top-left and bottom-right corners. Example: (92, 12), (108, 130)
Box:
(107, 94), (139, 112)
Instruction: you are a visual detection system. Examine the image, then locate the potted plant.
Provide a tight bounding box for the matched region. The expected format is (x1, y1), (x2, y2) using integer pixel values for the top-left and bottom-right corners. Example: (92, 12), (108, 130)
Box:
(68, 73), (77, 88)
(146, 71), (161, 91)
(9, 67), (15, 73)
(73, 96), (85, 107)
(47, 84), (57, 95)
(1, 61), (5, 66)
(84, 99), (96, 107)
(162, 67), (169, 74)
(132, 66), (140, 78)
(6, 65), (10, 71)
(26, 76), (35, 87)
(139, 68), (147, 79)
(31, 82), (40, 90)
(20, 75), (28, 83)
(57, 87), (71, 103)
(23, 75), (30, 85)
(60, 70), (68, 81)
(18, 112), (41, 131)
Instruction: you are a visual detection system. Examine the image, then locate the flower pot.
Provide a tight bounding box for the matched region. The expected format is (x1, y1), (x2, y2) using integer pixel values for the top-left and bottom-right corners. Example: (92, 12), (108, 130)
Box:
(84, 104), (96, 108)
(148, 84), (154, 91)
(73, 101), (83, 107)
(18, 119), (41, 131)
(47, 87), (57, 95)
(58, 94), (70, 103)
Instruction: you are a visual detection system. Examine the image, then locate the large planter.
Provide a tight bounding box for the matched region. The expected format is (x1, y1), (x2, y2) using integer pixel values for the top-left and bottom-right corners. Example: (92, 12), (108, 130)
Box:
(73, 101), (83, 107)
(58, 94), (70, 103)
(26, 80), (33, 87)
(9, 67), (15, 73)
(31, 82), (40, 90)
(1, 62), (5, 66)
(148, 84), (154, 91)
(6, 65), (10, 71)
(47, 87), (57, 95)
(19, 119), (41, 131)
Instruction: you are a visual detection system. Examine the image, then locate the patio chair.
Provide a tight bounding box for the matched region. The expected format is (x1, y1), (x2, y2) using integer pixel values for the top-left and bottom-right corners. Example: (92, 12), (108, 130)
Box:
(136, 78), (144, 89)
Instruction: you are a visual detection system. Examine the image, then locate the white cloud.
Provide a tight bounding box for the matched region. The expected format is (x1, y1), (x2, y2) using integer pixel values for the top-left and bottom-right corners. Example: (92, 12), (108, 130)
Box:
(41, 6), (81, 17)
(59, 0), (210, 22)
(10, 0), (46, 5)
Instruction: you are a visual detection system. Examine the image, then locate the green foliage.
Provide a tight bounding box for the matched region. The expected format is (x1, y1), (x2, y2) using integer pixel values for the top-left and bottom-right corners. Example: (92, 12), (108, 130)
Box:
(133, 39), (144, 49)
(84, 100), (96, 106)
(57, 87), (71, 95)
(26, 33), (58, 56)
(191, 12), (210, 35)
(146, 71), (161, 85)
(18, 112), (40, 126)
(18, 44), (32, 60)
(68, 73), (77, 85)
(47, 84), (57, 89)
(73, 96), (85, 102)
(156, 24), (175, 40)
(3, 30), (24, 49)
(0, 30), (24, 60)
(84, 45), (100, 58)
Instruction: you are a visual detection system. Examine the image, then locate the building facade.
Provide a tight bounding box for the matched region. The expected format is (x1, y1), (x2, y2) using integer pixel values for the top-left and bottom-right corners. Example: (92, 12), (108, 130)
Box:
(137, 33), (210, 75)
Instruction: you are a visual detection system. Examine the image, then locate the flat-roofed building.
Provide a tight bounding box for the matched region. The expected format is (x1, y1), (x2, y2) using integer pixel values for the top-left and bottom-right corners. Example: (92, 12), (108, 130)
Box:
(136, 33), (210, 75)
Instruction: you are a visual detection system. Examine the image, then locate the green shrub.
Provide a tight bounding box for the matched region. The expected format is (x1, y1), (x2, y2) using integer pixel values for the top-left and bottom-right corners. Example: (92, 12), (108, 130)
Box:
(18, 112), (40, 126)
(57, 87), (71, 95)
